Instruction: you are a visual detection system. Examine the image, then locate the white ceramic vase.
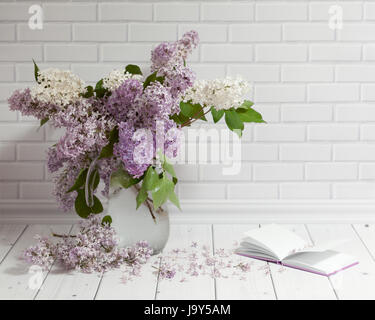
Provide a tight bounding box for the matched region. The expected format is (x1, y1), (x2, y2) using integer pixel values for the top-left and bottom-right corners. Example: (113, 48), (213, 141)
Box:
(108, 187), (169, 254)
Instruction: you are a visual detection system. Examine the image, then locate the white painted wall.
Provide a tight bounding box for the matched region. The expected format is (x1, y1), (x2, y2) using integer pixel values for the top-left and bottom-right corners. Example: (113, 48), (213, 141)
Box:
(0, 1), (375, 207)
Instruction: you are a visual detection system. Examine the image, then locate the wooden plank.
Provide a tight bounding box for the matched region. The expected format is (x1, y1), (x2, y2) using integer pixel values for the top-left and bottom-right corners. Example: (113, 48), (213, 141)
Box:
(156, 224), (215, 300)
(353, 224), (375, 260)
(261, 224), (337, 300)
(35, 225), (102, 300)
(308, 224), (375, 300)
(213, 224), (276, 300)
(0, 224), (71, 300)
(0, 225), (26, 264)
(95, 254), (160, 300)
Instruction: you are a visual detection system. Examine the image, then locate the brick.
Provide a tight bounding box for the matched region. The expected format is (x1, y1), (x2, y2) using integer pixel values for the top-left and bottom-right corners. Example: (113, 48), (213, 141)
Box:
(252, 105), (280, 123)
(308, 84), (359, 102)
(174, 164), (198, 182)
(0, 44), (42, 61)
(256, 3), (307, 21)
(362, 84), (375, 101)
(280, 144), (331, 161)
(333, 183), (375, 199)
(338, 24), (375, 41)
(0, 124), (43, 142)
(179, 25), (227, 42)
(0, 24), (15, 41)
(45, 45), (97, 62)
(45, 126), (64, 142)
(202, 45), (252, 62)
(73, 24), (127, 42)
(281, 104), (332, 122)
(71, 64), (122, 82)
(0, 105), (17, 121)
(282, 65), (333, 82)
(228, 183), (278, 199)
(18, 24), (71, 41)
(242, 144), (278, 161)
(361, 125), (375, 140)
(230, 24), (281, 42)
(129, 24), (177, 42)
(20, 182), (54, 199)
(0, 183), (18, 199)
(0, 163), (44, 180)
(179, 184), (226, 200)
(360, 164), (375, 179)
(337, 65), (375, 82)
(255, 85), (306, 103)
(255, 125), (305, 142)
(310, 44), (362, 61)
(334, 144), (375, 161)
(283, 23), (334, 41)
(256, 44), (307, 62)
(99, 3), (152, 21)
(0, 4), (30, 21)
(202, 3), (254, 21)
(43, 3), (96, 21)
(306, 163), (357, 180)
(228, 65), (279, 82)
(0, 143), (16, 161)
(0, 83), (26, 101)
(254, 164), (304, 181)
(364, 3), (375, 20)
(17, 143), (49, 161)
(308, 125), (359, 141)
(310, 2), (363, 21)
(155, 3), (199, 21)
(336, 105), (375, 122)
(363, 45), (375, 60)
(0, 65), (14, 82)
(280, 183), (331, 199)
(200, 164), (252, 181)
(190, 64), (226, 80)
(101, 44), (153, 62)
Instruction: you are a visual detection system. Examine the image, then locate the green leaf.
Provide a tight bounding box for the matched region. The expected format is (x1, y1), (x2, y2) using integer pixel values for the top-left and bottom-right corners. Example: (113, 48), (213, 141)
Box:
(172, 177), (178, 185)
(236, 107), (265, 123)
(170, 113), (189, 125)
(125, 64), (142, 75)
(91, 196), (103, 214)
(136, 186), (148, 209)
(168, 189), (181, 210)
(74, 189), (92, 218)
(67, 168), (88, 193)
(225, 109), (244, 137)
(143, 166), (159, 191)
(81, 86), (94, 98)
(111, 166), (139, 189)
(143, 71), (165, 89)
(211, 107), (225, 123)
(40, 118), (49, 127)
(99, 127), (119, 159)
(94, 79), (108, 98)
(237, 100), (254, 110)
(32, 59), (40, 83)
(151, 174), (174, 210)
(158, 152), (176, 178)
(102, 215), (112, 226)
(180, 102), (207, 121)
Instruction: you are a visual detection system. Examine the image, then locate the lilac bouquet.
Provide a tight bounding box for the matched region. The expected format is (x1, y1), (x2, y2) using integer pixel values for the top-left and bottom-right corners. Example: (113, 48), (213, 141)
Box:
(8, 31), (264, 223)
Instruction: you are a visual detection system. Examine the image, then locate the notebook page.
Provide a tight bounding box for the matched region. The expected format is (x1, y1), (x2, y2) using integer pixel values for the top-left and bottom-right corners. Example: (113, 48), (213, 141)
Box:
(243, 224), (308, 260)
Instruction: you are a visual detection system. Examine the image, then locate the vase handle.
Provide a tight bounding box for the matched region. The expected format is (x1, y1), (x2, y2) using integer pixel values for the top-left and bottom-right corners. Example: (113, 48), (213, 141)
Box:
(85, 156), (99, 208)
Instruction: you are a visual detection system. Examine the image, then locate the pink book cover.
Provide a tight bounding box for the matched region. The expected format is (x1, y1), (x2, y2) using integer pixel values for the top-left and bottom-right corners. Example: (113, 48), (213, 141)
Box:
(237, 253), (359, 277)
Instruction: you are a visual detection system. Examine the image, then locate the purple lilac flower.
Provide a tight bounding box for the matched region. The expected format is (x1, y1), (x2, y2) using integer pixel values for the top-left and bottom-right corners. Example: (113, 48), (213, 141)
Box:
(24, 215), (153, 273)
(105, 79), (143, 123)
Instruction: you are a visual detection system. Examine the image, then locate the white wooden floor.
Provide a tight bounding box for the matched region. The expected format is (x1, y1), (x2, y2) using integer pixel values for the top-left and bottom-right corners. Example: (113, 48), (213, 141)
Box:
(0, 223), (375, 300)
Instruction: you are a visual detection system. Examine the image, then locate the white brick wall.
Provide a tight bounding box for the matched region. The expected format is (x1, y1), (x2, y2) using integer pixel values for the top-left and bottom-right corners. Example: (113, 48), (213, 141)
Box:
(1, 0), (375, 203)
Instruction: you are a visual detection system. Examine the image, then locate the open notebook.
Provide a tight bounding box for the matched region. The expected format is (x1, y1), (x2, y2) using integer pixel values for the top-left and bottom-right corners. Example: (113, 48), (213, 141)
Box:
(236, 224), (359, 277)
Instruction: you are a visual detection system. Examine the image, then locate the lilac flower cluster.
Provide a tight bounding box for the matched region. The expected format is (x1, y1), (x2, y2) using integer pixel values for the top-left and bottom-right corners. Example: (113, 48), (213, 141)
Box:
(24, 215), (153, 273)
(8, 31), (199, 212)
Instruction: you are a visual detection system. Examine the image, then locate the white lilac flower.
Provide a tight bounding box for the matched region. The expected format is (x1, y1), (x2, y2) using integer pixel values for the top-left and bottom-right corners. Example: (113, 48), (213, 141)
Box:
(31, 68), (85, 107)
(183, 77), (250, 110)
(102, 69), (143, 91)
